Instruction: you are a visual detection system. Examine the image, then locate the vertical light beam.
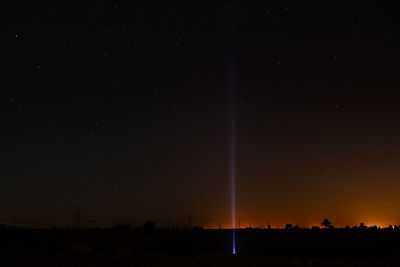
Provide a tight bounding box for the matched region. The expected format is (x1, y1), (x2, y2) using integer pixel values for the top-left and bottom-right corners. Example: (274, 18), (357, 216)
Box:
(225, 0), (237, 255)
(229, 83), (236, 255)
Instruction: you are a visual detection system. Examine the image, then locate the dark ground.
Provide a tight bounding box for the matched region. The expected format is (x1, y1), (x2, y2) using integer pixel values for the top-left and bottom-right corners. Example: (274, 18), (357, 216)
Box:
(1, 228), (400, 266)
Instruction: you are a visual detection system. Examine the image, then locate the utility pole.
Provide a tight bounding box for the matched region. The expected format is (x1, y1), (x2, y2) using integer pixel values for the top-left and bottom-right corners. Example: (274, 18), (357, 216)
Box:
(188, 213), (192, 229)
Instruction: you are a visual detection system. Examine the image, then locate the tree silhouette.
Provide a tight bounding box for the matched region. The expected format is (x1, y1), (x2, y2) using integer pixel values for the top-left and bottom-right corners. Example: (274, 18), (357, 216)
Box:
(359, 222), (367, 230)
(321, 219), (333, 229)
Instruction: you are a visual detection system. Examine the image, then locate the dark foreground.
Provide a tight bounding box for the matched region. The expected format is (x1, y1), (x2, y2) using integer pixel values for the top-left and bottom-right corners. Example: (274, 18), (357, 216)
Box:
(2, 228), (400, 266)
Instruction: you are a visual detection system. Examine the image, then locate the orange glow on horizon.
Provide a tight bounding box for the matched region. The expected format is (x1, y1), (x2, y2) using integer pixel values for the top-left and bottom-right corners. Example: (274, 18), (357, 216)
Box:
(201, 218), (398, 230)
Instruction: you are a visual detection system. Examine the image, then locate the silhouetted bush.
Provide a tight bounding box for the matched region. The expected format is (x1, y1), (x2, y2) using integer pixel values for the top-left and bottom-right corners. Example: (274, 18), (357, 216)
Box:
(293, 225), (300, 230)
(285, 224), (292, 230)
(369, 225), (378, 231)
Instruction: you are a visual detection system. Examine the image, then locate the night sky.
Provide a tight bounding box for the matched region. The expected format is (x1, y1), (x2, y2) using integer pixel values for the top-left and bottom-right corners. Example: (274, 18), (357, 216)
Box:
(3, 1), (400, 228)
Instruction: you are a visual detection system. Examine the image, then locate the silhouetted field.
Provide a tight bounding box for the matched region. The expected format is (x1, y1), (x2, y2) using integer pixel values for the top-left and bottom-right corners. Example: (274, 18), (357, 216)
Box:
(1, 228), (400, 266)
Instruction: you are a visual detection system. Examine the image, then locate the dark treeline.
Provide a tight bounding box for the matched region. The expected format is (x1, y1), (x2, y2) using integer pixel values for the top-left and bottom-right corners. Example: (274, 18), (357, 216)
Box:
(2, 218), (400, 232)
(2, 219), (400, 266)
